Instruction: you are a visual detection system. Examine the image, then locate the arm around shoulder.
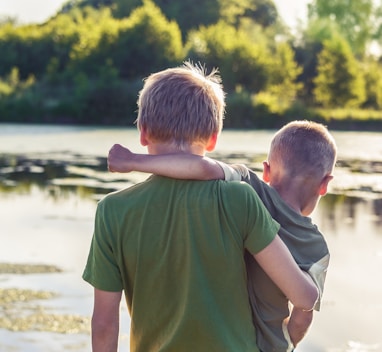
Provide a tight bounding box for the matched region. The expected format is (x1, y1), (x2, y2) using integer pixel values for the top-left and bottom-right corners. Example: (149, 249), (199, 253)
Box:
(108, 143), (225, 180)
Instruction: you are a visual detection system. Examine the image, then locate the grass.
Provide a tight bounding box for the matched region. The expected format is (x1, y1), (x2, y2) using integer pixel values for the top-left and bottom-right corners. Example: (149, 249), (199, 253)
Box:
(316, 108), (382, 121)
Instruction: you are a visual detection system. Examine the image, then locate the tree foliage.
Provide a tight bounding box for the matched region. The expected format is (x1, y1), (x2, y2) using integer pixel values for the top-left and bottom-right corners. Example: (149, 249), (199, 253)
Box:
(362, 59), (382, 109)
(112, 0), (220, 38)
(294, 18), (341, 102)
(372, 4), (382, 48)
(110, 0), (278, 38)
(219, 0), (278, 28)
(308, 0), (374, 56)
(314, 37), (365, 108)
(66, 1), (183, 78)
(0, 0), (382, 126)
(109, 0), (183, 78)
(186, 21), (271, 93)
(266, 42), (302, 108)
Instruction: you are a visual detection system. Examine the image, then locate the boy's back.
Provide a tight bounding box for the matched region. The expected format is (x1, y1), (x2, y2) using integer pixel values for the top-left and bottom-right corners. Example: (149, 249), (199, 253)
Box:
(83, 175), (280, 351)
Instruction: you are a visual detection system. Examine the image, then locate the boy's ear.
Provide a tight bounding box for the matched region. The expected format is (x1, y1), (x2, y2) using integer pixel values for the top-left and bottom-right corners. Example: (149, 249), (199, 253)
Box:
(262, 161), (271, 183)
(140, 128), (149, 146)
(318, 175), (334, 196)
(206, 133), (218, 152)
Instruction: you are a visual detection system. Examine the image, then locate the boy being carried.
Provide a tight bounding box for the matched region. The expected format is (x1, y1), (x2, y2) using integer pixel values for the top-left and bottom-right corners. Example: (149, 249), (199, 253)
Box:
(108, 120), (337, 351)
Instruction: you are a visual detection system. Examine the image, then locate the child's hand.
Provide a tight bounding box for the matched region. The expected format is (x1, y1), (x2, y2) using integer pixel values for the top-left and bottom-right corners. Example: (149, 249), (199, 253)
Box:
(108, 144), (135, 173)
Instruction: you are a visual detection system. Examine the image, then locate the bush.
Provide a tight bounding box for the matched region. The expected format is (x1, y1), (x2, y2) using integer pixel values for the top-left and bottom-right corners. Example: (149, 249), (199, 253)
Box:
(225, 90), (280, 129)
(186, 21), (270, 93)
(109, 0), (184, 79)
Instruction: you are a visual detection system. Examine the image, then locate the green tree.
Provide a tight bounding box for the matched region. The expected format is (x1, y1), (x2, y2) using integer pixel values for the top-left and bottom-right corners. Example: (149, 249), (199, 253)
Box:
(76, 0), (114, 8)
(56, 0), (115, 15)
(110, 0), (184, 78)
(112, 0), (279, 38)
(219, 0), (278, 28)
(0, 24), (53, 79)
(294, 18), (340, 103)
(186, 21), (270, 93)
(314, 37), (365, 108)
(267, 42), (302, 107)
(362, 59), (382, 109)
(61, 1), (183, 79)
(308, 0), (374, 56)
(113, 0), (219, 38)
(370, 4), (382, 51)
(0, 9), (86, 80)
(64, 7), (122, 75)
(0, 67), (35, 96)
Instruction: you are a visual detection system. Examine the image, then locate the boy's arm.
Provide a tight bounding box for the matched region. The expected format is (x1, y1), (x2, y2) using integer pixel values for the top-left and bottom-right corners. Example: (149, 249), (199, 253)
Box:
(283, 254), (329, 346)
(108, 143), (225, 180)
(253, 236), (319, 312)
(92, 288), (122, 352)
(285, 307), (314, 347)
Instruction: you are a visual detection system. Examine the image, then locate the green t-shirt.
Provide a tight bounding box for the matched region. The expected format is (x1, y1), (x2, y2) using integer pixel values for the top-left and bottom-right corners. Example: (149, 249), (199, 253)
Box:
(219, 163), (330, 352)
(83, 175), (280, 352)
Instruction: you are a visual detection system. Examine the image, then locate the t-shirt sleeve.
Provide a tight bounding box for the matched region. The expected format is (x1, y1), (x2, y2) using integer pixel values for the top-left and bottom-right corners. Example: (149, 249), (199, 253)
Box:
(308, 254), (330, 311)
(216, 161), (246, 181)
(226, 182), (280, 255)
(216, 162), (263, 192)
(82, 199), (124, 292)
(244, 202), (280, 255)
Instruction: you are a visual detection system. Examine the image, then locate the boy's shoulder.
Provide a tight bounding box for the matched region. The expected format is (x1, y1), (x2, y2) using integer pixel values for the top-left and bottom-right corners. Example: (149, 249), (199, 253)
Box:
(99, 177), (153, 206)
(220, 162), (268, 193)
(216, 161), (249, 182)
(217, 179), (267, 213)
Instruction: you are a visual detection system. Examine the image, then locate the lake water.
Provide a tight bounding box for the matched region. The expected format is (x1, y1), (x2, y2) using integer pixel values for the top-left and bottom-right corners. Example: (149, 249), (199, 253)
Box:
(1, 123), (382, 352)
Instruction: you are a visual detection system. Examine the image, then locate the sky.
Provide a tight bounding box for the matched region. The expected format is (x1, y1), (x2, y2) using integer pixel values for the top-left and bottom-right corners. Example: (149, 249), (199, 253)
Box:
(0, 0), (310, 29)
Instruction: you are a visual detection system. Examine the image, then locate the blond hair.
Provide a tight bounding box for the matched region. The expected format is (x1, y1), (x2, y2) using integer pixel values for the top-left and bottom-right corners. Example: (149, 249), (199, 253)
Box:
(136, 62), (225, 150)
(269, 120), (337, 180)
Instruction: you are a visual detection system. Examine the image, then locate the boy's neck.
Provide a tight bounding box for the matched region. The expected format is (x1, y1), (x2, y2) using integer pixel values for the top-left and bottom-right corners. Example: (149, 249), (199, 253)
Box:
(271, 182), (319, 217)
(148, 142), (207, 156)
(273, 185), (302, 214)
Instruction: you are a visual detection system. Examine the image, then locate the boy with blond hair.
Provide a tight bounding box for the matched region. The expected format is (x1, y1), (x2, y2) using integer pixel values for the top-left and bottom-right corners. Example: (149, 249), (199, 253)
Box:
(83, 62), (318, 352)
(108, 120), (336, 351)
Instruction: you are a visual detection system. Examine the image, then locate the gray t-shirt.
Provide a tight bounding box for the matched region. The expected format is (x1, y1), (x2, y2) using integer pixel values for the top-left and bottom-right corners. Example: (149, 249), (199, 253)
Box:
(218, 162), (329, 352)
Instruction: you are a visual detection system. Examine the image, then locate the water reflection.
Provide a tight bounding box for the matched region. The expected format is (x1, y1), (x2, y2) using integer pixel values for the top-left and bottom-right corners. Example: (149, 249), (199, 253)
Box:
(0, 152), (115, 200)
(319, 194), (361, 230)
(317, 192), (382, 236)
(1, 152), (382, 230)
(372, 198), (382, 226)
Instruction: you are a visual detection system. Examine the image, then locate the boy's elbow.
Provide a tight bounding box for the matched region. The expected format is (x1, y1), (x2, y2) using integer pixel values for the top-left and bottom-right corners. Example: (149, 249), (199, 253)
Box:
(196, 158), (222, 180)
(297, 283), (319, 312)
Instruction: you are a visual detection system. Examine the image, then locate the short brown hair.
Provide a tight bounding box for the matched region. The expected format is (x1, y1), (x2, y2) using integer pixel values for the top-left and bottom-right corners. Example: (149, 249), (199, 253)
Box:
(136, 62), (225, 149)
(269, 120), (337, 179)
